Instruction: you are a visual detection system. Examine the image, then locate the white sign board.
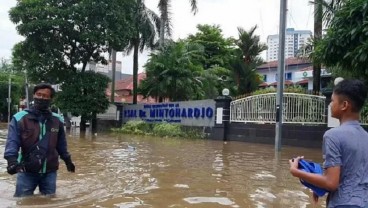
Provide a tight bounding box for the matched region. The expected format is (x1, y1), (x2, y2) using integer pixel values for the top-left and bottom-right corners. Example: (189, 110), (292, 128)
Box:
(216, 107), (223, 124)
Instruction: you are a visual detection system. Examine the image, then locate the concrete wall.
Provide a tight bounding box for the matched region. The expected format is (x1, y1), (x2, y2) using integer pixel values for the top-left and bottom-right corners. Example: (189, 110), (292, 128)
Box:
(222, 123), (327, 148)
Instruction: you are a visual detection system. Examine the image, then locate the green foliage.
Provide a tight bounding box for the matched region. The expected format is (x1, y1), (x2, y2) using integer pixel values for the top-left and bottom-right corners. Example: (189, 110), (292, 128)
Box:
(116, 120), (152, 135)
(157, 0), (197, 46)
(187, 24), (234, 69)
(229, 55), (261, 95)
(0, 60), (25, 119)
(152, 123), (183, 137)
(113, 120), (205, 139)
(10, 0), (135, 83)
(315, 0), (368, 80)
(249, 85), (307, 96)
(230, 25), (267, 95)
(55, 71), (110, 120)
(139, 40), (206, 101)
(185, 24), (238, 98)
(124, 0), (160, 104)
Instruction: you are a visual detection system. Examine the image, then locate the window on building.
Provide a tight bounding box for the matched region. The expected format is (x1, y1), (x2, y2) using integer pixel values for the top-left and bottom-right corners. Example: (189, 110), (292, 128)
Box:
(285, 72), (292, 80)
(275, 73), (293, 81)
(263, 75), (267, 82)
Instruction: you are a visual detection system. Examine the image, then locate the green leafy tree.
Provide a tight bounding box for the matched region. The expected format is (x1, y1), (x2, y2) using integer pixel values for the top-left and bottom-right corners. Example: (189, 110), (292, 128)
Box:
(231, 25), (266, 94)
(315, 0), (368, 80)
(10, 0), (135, 82)
(55, 71), (110, 131)
(124, 0), (160, 104)
(139, 40), (205, 101)
(200, 66), (237, 98)
(158, 0), (197, 47)
(187, 24), (234, 69)
(0, 60), (25, 121)
(9, 0), (136, 131)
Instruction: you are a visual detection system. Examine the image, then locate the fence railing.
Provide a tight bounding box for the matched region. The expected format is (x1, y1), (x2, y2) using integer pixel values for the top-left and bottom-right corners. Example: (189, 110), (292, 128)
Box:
(230, 93), (326, 124)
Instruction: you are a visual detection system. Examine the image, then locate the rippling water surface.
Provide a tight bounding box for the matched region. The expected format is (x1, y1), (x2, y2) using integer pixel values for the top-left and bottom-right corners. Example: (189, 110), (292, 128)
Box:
(0, 124), (326, 208)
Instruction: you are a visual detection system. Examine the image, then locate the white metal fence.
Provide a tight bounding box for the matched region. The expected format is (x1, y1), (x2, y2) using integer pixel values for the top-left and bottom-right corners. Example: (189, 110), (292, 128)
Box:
(230, 93), (326, 124)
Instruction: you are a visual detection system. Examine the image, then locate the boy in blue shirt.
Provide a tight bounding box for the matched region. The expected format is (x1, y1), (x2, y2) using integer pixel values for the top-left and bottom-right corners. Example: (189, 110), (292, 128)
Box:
(289, 79), (368, 208)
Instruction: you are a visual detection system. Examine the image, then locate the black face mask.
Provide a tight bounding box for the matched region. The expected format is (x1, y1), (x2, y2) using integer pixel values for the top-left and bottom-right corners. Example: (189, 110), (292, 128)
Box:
(33, 98), (51, 111)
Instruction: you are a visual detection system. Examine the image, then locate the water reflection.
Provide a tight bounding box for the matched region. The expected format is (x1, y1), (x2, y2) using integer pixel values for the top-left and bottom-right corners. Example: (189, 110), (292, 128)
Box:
(0, 125), (326, 208)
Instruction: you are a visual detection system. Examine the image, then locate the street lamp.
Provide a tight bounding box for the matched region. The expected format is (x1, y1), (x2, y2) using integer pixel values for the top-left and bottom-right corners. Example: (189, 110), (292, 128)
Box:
(222, 88), (230, 96)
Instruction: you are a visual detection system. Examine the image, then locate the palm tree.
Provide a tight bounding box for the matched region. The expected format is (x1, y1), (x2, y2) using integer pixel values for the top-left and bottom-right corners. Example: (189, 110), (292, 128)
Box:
(309, 0), (343, 94)
(124, 0), (160, 104)
(140, 41), (205, 101)
(233, 25), (267, 88)
(317, 0), (344, 26)
(157, 0), (198, 47)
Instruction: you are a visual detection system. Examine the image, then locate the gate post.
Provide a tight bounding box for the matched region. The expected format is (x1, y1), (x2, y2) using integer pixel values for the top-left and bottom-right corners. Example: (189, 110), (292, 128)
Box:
(209, 94), (232, 141)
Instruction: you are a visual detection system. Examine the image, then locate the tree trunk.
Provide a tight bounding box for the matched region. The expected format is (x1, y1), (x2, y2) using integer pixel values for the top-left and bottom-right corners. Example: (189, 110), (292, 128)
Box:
(159, 16), (165, 48)
(133, 40), (139, 104)
(313, 0), (323, 94)
(80, 115), (87, 132)
(91, 112), (97, 134)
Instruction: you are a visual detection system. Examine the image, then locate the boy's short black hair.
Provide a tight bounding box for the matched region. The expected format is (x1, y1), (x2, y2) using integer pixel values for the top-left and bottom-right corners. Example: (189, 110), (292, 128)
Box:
(333, 79), (367, 112)
(33, 83), (56, 98)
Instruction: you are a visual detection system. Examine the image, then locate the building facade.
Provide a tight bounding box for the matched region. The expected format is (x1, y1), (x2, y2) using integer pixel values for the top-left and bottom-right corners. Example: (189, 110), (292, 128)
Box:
(257, 58), (331, 91)
(267, 28), (312, 61)
(86, 60), (131, 81)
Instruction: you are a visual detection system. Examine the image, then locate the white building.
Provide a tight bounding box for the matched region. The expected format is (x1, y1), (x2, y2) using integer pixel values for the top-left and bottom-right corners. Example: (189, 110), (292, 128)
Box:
(257, 58), (331, 91)
(86, 60), (130, 81)
(267, 28), (312, 61)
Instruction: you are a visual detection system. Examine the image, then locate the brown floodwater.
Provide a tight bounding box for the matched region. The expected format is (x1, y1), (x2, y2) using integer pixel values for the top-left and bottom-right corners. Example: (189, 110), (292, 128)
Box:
(0, 124), (327, 208)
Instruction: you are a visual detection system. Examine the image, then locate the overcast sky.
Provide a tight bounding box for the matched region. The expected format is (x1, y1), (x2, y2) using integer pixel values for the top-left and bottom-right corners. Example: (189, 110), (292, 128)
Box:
(0, 0), (314, 75)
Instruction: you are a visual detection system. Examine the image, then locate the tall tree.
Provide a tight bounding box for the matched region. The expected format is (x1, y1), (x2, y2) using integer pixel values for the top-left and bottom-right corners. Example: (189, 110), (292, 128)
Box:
(187, 24), (234, 69)
(9, 0), (135, 131)
(124, 0), (160, 104)
(55, 71), (110, 132)
(139, 41), (205, 101)
(186, 24), (236, 97)
(315, 0), (368, 81)
(157, 0), (197, 47)
(320, 0), (344, 26)
(10, 0), (134, 82)
(313, 0), (323, 94)
(233, 26), (267, 91)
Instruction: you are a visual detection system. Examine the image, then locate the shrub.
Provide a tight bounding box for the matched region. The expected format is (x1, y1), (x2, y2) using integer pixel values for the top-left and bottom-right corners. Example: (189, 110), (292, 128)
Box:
(152, 122), (183, 137)
(114, 120), (152, 135)
(112, 120), (205, 139)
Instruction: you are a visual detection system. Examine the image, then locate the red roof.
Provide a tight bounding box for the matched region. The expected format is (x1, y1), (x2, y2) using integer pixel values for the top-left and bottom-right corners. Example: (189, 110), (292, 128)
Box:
(296, 79), (309, 84)
(106, 72), (159, 103)
(257, 58), (311, 69)
(115, 73), (146, 91)
(259, 82), (268, 87)
(300, 66), (313, 71)
(269, 80), (294, 86)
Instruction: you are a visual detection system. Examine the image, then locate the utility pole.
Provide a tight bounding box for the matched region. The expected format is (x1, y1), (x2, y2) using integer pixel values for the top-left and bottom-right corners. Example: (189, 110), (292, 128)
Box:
(25, 68), (30, 109)
(7, 72), (12, 125)
(110, 49), (116, 103)
(275, 0), (287, 151)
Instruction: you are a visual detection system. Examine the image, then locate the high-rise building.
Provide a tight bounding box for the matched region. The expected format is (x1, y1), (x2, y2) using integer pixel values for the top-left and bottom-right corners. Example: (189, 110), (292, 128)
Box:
(86, 60), (131, 81)
(267, 28), (312, 61)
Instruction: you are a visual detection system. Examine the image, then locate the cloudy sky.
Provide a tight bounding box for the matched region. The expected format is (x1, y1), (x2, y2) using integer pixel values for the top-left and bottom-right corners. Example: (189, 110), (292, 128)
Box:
(0, 0), (314, 74)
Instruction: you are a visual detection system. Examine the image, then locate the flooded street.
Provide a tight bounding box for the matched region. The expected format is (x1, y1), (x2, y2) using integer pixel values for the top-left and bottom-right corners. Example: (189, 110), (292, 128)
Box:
(0, 125), (326, 208)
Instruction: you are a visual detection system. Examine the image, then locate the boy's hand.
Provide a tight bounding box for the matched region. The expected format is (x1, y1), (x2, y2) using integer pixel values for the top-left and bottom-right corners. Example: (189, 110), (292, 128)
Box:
(289, 156), (303, 176)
